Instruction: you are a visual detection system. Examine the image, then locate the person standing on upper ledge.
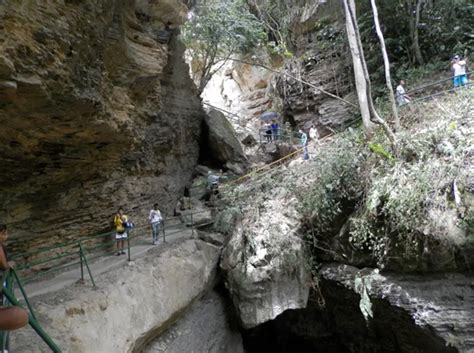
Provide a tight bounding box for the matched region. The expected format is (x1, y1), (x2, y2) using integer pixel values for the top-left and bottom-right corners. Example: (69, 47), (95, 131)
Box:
(452, 55), (468, 88)
(148, 203), (162, 245)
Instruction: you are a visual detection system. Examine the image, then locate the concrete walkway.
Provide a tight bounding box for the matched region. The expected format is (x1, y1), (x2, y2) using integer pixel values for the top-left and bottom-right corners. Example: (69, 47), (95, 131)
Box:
(22, 222), (194, 299)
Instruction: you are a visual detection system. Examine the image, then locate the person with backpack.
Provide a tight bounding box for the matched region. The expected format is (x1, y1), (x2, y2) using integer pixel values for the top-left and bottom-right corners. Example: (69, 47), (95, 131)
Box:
(148, 203), (162, 245)
(113, 207), (129, 256)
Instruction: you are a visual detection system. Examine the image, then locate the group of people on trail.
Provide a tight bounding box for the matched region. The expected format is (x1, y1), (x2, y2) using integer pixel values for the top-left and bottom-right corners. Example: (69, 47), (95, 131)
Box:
(112, 204), (162, 255)
(396, 54), (470, 107)
(298, 124), (319, 161)
(263, 120), (280, 142)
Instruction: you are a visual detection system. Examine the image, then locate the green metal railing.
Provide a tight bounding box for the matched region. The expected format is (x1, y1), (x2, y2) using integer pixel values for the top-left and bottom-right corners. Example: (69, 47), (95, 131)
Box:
(1, 268), (61, 352)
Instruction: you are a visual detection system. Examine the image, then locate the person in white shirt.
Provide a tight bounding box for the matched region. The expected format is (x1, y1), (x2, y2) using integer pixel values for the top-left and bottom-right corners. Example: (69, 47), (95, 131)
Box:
(148, 203), (162, 245)
(452, 55), (468, 88)
(395, 80), (411, 106)
(309, 125), (319, 141)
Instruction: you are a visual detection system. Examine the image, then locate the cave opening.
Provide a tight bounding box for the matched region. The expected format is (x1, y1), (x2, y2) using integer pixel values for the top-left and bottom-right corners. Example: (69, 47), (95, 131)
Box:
(241, 282), (459, 353)
(197, 118), (227, 170)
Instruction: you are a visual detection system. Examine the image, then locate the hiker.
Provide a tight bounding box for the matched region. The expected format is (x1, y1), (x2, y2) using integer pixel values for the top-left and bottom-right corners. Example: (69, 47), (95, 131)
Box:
(271, 120), (279, 141)
(113, 207), (129, 256)
(265, 124), (272, 142)
(148, 203), (162, 245)
(395, 80), (411, 106)
(299, 129), (309, 160)
(452, 55), (468, 88)
(0, 224), (28, 330)
(309, 125), (319, 141)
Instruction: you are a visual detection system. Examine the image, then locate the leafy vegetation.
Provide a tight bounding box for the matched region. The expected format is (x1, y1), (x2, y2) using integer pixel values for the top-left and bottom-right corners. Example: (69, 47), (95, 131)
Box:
(302, 91), (472, 269)
(357, 0), (474, 93)
(181, 0), (265, 94)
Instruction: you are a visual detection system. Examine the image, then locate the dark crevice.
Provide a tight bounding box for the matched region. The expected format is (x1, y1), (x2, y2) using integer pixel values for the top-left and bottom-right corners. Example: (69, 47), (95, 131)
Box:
(242, 280), (458, 353)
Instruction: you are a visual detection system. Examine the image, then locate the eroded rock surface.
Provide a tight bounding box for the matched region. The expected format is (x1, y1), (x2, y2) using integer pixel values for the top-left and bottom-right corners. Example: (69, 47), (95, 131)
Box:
(144, 290), (244, 353)
(220, 177), (311, 329)
(11, 239), (221, 353)
(0, 1), (203, 253)
(202, 109), (248, 168)
(321, 264), (474, 352)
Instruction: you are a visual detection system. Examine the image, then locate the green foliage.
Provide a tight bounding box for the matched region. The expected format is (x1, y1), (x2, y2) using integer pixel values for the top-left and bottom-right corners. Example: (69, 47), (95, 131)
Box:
(301, 130), (369, 237)
(368, 142), (394, 161)
(356, 0), (473, 95)
(181, 0), (265, 92)
(304, 91), (472, 268)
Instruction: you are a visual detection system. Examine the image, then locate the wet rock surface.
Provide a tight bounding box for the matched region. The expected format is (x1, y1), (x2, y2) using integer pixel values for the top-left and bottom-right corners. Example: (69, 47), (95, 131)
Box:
(144, 290), (244, 353)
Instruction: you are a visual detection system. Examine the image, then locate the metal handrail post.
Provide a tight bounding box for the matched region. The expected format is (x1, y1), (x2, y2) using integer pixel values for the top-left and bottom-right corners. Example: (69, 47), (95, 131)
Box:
(190, 201), (195, 237)
(162, 220), (166, 243)
(2, 288), (61, 352)
(11, 270), (37, 322)
(79, 242), (84, 282)
(78, 243), (96, 288)
(126, 233), (131, 262)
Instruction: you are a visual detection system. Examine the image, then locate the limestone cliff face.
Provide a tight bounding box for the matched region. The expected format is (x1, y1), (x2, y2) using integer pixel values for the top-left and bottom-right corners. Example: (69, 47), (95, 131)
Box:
(275, 0), (356, 134)
(0, 1), (203, 250)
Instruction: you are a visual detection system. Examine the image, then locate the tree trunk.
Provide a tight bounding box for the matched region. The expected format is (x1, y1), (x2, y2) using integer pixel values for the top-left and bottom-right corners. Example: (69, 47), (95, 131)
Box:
(342, 0), (373, 133)
(370, 0), (400, 131)
(413, 0), (424, 65)
(408, 0), (424, 65)
(343, 0), (397, 143)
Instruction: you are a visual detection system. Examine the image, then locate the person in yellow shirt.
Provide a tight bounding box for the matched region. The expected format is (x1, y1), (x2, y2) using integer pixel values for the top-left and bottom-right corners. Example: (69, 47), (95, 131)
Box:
(113, 208), (128, 256)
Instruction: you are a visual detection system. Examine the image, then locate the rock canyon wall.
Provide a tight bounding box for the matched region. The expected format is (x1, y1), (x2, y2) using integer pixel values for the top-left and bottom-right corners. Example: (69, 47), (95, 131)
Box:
(0, 0), (203, 252)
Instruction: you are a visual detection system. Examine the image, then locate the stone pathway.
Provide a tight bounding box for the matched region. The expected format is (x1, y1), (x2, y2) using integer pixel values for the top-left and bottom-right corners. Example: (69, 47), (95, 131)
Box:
(22, 221), (194, 299)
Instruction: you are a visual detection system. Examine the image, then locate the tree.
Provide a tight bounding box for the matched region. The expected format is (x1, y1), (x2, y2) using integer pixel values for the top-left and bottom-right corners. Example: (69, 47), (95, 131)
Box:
(181, 0), (265, 95)
(370, 0), (400, 131)
(343, 0), (396, 143)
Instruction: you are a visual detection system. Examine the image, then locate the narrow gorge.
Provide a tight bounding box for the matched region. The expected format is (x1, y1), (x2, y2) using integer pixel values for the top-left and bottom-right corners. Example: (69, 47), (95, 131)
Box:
(0, 0), (472, 353)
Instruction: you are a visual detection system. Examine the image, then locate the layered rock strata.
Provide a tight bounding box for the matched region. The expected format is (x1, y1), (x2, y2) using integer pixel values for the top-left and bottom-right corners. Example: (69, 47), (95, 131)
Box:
(0, 1), (203, 253)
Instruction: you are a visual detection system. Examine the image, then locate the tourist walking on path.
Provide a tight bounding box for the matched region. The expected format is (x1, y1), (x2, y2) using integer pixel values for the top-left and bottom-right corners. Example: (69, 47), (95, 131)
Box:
(113, 207), (128, 256)
(271, 120), (279, 141)
(451, 55), (468, 88)
(309, 125), (319, 142)
(299, 129), (309, 160)
(395, 80), (411, 106)
(0, 223), (28, 330)
(149, 204), (162, 245)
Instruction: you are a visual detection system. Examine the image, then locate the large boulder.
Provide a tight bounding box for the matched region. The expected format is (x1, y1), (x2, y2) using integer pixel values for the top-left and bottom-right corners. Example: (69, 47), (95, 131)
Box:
(203, 109), (248, 166)
(221, 185), (310, 329)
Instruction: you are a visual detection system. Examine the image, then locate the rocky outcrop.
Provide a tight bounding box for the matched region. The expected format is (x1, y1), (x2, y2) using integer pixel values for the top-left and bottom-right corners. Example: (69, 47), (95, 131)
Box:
(0, 1), (203, 253)
(11, 239), (221, 352)
(321, 264), (474, 353)
(202, 60), (275, 138)
(243, 270), (465, 353)
(220, 169), (312, 329)
(144, 290), (244, 353)
(202, 109), (248, 169)
(276, 0), (356, 134)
